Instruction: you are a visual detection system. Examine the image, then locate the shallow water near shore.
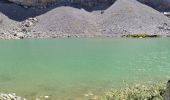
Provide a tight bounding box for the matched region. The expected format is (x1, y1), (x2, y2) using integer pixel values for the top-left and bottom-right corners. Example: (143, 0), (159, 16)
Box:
(0, 38), (170, 100)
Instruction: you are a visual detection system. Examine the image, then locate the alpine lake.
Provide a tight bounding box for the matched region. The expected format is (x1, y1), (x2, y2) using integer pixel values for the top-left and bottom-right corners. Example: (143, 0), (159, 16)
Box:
(0, 38), (170, 100)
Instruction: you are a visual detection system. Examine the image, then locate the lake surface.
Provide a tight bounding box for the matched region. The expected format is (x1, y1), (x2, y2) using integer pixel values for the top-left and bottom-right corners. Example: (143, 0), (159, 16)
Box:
(0, 38), (170, 100)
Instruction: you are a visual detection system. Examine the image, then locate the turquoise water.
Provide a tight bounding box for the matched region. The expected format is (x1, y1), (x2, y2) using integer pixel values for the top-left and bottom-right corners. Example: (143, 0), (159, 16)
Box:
(0, 38), (170, 99)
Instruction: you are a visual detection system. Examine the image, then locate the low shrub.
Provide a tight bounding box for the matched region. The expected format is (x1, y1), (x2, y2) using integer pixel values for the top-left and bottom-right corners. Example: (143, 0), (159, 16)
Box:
(102, 82), (166, 100)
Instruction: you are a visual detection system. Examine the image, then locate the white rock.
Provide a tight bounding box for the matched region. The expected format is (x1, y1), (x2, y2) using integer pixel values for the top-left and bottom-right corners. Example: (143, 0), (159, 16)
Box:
(8, 94), (15, 99)
(164, 12), (170, 16)
(44, 95), (49, 99)
(33, 18), (38, 22)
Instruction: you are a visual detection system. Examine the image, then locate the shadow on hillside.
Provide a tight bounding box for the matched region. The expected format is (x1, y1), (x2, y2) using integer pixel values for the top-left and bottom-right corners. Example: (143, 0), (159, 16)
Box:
(1, 0), (169, 22)
(137, 0), (170, 12)
(0, 0), (115, 21)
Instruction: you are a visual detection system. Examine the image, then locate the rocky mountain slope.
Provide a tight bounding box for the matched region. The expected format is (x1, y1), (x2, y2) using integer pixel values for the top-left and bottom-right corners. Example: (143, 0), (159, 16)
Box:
(28, 7), (100, 38)
(0, 0), (170, 39)
(98, 0), (170, 36)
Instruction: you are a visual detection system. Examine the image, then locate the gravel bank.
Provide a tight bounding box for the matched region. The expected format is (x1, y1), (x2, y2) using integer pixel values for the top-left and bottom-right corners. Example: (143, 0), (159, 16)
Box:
(28, 6), (100, 38)
(0, 0), (170, 39)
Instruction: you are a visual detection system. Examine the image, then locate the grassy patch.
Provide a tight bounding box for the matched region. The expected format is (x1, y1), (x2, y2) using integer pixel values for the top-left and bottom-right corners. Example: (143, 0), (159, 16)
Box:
(122, 34), (159, 38)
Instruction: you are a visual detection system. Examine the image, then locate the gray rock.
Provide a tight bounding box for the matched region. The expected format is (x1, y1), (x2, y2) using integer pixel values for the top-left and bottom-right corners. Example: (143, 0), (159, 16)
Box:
(163, 80), (170, 100)
(13, 32), (25, 39)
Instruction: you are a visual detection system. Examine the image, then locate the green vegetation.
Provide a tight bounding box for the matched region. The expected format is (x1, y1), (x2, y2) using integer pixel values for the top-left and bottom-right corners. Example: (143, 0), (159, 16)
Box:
(122, 34), (159, 38)
(102, 82), (166, 100)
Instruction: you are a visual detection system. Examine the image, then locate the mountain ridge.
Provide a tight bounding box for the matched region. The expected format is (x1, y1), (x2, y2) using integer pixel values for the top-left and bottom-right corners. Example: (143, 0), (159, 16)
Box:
(7, 0), (170, 11)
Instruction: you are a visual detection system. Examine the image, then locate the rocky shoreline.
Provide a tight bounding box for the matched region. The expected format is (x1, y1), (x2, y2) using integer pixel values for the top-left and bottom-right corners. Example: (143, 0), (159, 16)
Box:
(0, 93), (26, 100)
(0, 93), (51, 100)
(0, 81), (169, 100)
